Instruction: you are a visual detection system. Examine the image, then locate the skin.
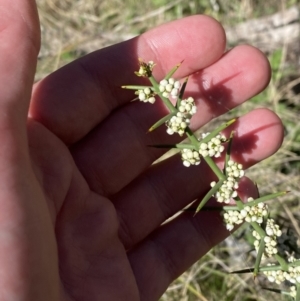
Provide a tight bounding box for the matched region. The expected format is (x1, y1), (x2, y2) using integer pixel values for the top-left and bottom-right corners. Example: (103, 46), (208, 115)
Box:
(0, 0), (283, 300)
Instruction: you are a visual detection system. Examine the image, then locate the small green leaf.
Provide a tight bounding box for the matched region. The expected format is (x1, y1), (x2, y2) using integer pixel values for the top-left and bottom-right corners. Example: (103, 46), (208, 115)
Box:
(147, 143), (195, 150)
(224, 131), (235, 175)
(245, 191), (289, 207)
(176, 77), (189, 107)
(165, 61), (183, 80)
(230, 267), (255, 274)
(262, 287), (282, 293)
(148, 112), (176, 132)
(122, 85), (153, 90)
(200, 119), (236, 145)
(261, 287), (287, 295)
(195, 179), (224, 214)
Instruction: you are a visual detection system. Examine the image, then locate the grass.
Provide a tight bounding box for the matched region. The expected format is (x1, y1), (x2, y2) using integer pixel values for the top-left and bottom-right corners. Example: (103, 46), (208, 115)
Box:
(36, 0), (300, 300)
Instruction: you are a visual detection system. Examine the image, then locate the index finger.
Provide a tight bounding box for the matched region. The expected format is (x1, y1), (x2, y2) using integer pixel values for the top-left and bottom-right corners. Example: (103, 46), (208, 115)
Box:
(30, 15), (226, 144)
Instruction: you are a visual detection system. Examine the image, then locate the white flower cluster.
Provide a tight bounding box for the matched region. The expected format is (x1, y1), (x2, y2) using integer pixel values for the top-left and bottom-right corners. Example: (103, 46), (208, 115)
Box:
(166, 98), (196, 136)
(222, 199), (269, 231)
(226, 160), (245, 178)
(281, 265), (300, 284)
(242, 200), (269, 224)
(136, 87), (156, 104)
(223, 210), (244, 231)
(211, 178), (238, 204)
(263, 264), (300, 285)
(178, 97), (197, 115)
(199, 133), (226, 158)
(166, 113), (189, 136)
(136, 60), (155, 77)
(159, 78), (181, 99)
(181, 149), (200, 167)
(210, 160), (244, 204)
(253, 218), (282, 258)
(290, 286), (297, 298)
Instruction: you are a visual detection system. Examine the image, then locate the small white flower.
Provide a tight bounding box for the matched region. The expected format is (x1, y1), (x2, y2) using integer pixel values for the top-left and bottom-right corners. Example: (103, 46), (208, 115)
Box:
(136, 88), (156, 104)
(148, 97), (156, 104)
(181, 149), (201, 167)
(166, 128), (174, 135)
(222, 209), (245, 230)
(290, 286), (297, 298)
(242, 200), (268, 225)
(199, 133), (227, 158)
(178, 97), (197, 115)
(159, 78), (181, 99)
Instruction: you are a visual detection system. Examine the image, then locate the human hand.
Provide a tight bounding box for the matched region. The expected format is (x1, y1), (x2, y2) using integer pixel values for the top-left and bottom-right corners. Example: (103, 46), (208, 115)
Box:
(1, 1), (283, 300)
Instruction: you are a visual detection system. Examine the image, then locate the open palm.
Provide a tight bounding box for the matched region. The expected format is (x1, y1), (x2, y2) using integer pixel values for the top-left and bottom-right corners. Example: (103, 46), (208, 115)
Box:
(0, 1), (283, 300)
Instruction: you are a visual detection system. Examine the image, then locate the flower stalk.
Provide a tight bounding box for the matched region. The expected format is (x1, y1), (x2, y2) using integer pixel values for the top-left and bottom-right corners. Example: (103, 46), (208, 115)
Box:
(123, 59), (300, 300)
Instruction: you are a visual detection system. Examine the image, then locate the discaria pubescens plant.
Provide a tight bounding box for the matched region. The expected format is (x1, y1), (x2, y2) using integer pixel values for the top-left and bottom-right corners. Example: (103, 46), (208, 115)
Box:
(122, 59), (300, 300)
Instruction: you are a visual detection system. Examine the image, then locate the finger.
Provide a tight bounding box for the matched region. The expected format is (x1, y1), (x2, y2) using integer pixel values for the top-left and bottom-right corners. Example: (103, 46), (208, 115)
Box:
(0, 0), (39, 139)
(129, 171), (260, 301)
(113, 109), (283, 249)
(128, 208), (228, 301)
(130, 177), (259, 301)
(187, 44), (271, 128)
(30, 15), (226, 144)
(0, 1), (59, 299)
(71, 46), (271, 196)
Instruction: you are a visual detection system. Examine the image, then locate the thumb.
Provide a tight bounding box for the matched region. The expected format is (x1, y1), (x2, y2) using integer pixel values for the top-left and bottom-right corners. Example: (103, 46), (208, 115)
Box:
(0, 0), (40, 172)
(0, 0), (40, 134)
(0, 2), (61, 300)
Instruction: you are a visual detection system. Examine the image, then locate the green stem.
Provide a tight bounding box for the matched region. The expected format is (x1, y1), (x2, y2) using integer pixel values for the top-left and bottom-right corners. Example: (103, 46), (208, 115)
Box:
(185, 128), (200, 146)
(250, 222), (289, 272)
(259, 259), (298, 272)
(251, 221), (266, 238)
(218, 192), (288, 212)
(254, 239), (266, 276)
(296, 284), (300, 301)
(274, 254), (289, 271)
(235, 199), (244, 210)
(291, 260), (300, 267)
(204, 156), (226, 180)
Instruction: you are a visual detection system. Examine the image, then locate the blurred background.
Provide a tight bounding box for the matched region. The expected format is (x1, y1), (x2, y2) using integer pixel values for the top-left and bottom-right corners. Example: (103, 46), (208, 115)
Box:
(36, 1), (300, 300)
